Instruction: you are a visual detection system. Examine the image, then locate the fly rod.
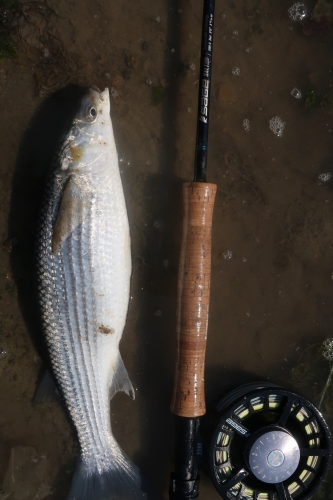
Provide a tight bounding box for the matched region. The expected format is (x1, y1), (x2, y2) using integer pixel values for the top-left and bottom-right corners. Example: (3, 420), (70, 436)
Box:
(169, 1), (216, 499)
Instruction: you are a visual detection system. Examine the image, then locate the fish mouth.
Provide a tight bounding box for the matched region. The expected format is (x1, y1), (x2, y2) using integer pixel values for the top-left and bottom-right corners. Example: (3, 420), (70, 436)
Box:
(89, 86), (109, 101)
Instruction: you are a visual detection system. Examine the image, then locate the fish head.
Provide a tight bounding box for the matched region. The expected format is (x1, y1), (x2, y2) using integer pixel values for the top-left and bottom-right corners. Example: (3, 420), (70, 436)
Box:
(78, 86), (110, 126)
(59, 87), (114, 175)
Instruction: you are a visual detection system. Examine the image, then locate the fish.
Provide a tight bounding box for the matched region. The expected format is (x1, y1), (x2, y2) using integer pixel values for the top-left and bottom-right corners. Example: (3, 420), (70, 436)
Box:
(36, 87), (160, 500)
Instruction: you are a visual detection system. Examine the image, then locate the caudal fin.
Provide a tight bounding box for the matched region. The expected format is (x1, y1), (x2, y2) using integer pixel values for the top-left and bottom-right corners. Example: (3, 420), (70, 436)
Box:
(68, 445), (163, 500)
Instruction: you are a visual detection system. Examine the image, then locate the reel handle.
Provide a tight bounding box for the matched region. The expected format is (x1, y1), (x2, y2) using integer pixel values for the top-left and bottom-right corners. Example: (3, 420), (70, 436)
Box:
(170, 181), (216, 417)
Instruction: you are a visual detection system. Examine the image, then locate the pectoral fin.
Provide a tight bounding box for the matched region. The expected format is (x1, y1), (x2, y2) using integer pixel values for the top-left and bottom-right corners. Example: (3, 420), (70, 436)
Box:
(52, 178), (89, 254)
(110, 352), (135, 400)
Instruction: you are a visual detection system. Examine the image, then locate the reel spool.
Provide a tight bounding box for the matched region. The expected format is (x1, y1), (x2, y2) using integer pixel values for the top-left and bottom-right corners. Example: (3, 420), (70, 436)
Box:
(206, 382), (332, 500)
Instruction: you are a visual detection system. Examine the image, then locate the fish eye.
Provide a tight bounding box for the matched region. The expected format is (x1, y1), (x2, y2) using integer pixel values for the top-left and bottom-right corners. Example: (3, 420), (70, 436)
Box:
(86, 105), (97, 122)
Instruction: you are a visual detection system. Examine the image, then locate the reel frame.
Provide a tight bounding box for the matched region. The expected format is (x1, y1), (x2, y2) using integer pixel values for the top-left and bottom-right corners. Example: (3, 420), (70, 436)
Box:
(206, 383), (332, 500)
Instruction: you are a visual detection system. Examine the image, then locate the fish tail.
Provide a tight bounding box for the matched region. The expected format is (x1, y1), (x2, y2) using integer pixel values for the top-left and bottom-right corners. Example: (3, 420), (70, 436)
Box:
(68, 440), (163, 500)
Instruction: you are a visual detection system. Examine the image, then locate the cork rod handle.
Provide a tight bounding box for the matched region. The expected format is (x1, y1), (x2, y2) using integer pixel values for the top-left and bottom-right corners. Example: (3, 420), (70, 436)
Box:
(171, 182), (216, 417)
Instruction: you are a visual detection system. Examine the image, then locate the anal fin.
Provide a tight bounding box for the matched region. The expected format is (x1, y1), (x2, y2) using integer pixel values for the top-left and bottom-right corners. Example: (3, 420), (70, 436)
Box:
(110, 353), (135, 400)
(33, 369), (61, 404)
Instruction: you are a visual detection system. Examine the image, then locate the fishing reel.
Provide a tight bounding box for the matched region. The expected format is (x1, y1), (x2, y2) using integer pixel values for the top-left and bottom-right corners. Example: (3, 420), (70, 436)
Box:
(204, 382), (332, 500)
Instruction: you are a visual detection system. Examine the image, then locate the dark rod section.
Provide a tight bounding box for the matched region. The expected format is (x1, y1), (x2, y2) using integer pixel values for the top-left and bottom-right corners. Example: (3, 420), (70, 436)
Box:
(194, 0), (216, 183)
(169, 417), (200, 499)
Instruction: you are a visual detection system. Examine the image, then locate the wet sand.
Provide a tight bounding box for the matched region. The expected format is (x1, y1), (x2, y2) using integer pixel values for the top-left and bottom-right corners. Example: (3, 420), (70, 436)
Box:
(1, 0), (333, 498)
